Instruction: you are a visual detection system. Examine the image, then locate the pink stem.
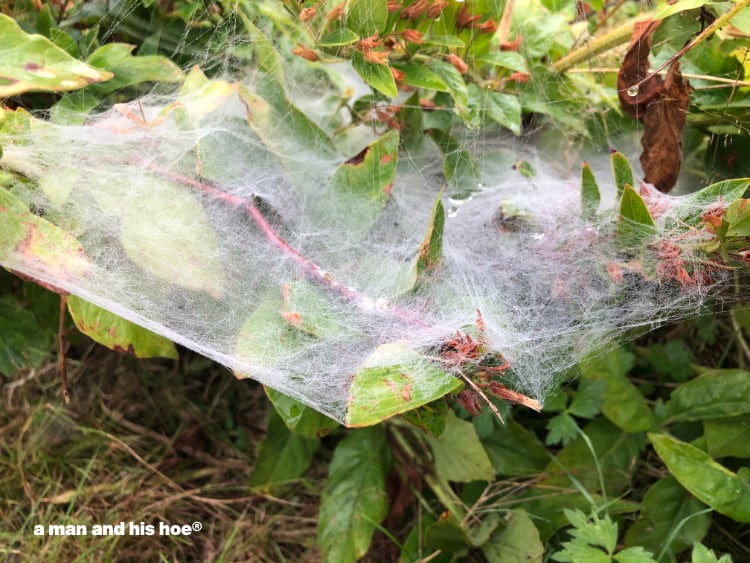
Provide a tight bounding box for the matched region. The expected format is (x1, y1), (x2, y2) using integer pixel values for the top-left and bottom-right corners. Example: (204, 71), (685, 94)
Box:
(140, 162), (429, 328)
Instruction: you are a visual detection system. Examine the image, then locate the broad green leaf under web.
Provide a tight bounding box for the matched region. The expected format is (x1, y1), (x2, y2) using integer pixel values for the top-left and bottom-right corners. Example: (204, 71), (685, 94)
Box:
(67, 295), (178, 359)
(0, 14), (112, 97)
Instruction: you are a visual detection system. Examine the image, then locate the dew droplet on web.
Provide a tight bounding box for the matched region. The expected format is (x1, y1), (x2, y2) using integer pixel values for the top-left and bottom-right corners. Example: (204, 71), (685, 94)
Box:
(626, 85), (639, 97)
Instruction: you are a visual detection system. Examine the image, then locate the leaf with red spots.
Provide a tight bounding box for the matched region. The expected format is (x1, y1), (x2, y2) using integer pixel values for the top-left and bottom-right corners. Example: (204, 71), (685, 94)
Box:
(408, 187), (445, 291)
(0, 14), (111, 98)
(0, 187), (90, 281)
(346, 343), (461, 427)
(328, 130), (399, 236)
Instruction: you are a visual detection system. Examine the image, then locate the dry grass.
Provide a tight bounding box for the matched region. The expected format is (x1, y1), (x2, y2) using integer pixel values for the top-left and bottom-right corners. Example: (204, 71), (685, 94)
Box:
(0, 345), (323, 561)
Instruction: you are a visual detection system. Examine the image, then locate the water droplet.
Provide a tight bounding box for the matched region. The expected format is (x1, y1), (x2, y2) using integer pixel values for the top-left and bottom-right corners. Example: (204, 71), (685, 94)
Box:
(626, 85), (639, 97)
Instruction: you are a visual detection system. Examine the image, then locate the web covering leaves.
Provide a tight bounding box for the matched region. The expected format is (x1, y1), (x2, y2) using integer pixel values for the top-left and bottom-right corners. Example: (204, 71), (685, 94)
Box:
(1, 1), (749, 425)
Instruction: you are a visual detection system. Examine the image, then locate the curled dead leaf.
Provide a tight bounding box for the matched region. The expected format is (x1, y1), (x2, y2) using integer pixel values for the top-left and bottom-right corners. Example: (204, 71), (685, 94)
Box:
(618, 18), (692, 192)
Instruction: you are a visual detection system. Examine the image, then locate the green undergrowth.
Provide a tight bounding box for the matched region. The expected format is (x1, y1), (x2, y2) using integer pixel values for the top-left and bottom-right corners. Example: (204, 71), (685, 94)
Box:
(0, 268), (322, 560)
(4, 267), (750, 560)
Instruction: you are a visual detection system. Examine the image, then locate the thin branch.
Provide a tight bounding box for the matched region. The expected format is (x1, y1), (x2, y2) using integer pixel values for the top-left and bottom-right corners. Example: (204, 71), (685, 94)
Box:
(566, 67), (750, 88)
(458, 370), (504, 423)
(58, 295), (70, 404)
(637, 0), (750, 89)
(139, 162), (429, 328)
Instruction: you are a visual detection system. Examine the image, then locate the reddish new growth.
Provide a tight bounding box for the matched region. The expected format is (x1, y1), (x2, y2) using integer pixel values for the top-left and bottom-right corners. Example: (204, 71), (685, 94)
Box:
(440, 310), (541, 421)
(656, 240), (714, 288)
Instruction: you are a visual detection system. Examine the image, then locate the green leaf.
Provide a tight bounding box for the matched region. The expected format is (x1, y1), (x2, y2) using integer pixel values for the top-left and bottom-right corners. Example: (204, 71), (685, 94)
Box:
(351, 50), (397, 98)
(654, 0), (715, 20)
(567, 378), (605, 419)
(318, 28), (360, 47)
(580, 348), (654, 433)
(238, 280), (348, 348)
(732, 7), (750, 34)
(50, 91), (105, 125)
(705, 415), (750, 458)
(236, 284), (349, 430)
(482, 511), (544, 563)
(426, 410), (494, 482)
(35, 4), (52, 37)
(649, 433), (750, 522)
(483, 418), (550, 477)
(265, 388), (339, 438)
(49, 28), (80, 58)
(513, 159), (536, 179)
(401, 399), (449, 437)
(611, 151), (634, 198)
(552, 543), (611, 562)
(280, 280), (351, 338)
(249, 408), (319, 492)
(618, 185), (656, 244)
(664, 369), (750, 423)
(396, 91), (424, 149)
(328, 129), (399, 236)
(725, 198), (750, 237)
(545, 418), (646, 497)
(318, 426), (392, 563)
(0, 14), (112, 97)
(426, 128), (481, 198)
(346, 342), (462, 427)
(560, 509), (618, 555)
(552, 509), (619, 562)
(85, 43), (183, 95)
(674, 178), (749, 227)
(0, 186), (91, 281)
(580, 162), (601, 220)
(347, 0), (387, 36)
(392, 63), (448, 91)
(546, 412), (579, 446)
(484, 91), (522, 135)
(423, 35), (466, 48)
(67, 296), (177, 359)
(236, 291), (315, 368)
(624, 476), (710, 558)
(476, 51), (529, 73)
(645, 339), (697, 383)
(521, 492), (638, 542)
(414, 187), (445, 281)
(613, 547), (658, 563)
(0, 295), (56, 376)
(521, 14), (570, 58)
(691, 542), (733, 563)
(428, 59), (469, 116)
(235, 8), (284, 83)
(117, 176), (226, 297)
(424, 513), (472, 552)
(238, 83), (336, 161)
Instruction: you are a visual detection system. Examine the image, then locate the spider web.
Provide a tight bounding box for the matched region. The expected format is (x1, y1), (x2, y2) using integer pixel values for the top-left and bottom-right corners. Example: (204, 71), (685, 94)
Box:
(0, 0), (748, 424)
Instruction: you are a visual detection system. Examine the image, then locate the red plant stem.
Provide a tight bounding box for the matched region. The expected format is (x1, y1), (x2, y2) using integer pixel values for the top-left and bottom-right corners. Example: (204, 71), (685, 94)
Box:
(139, 162), (429, 328)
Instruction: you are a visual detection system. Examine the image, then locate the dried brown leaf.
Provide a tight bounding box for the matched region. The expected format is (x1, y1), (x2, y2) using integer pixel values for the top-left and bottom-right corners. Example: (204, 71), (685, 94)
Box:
(640, 63), (691, 192)
(618, 17), (692, 192)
